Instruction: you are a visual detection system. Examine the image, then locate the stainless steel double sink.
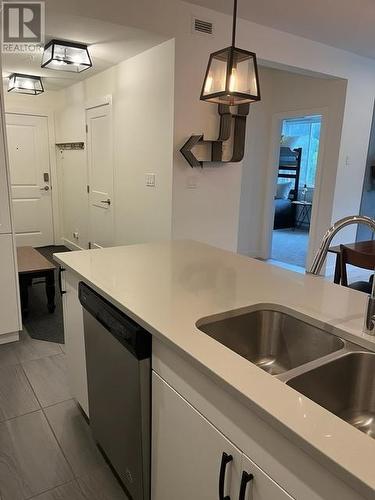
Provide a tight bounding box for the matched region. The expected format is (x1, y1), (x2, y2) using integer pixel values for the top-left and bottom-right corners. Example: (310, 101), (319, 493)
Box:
(197, 308), (375, 439)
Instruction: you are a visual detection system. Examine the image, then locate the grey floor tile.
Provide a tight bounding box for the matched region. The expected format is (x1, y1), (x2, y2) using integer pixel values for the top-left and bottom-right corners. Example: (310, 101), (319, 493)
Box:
(44, 400), (106, 478)
(77, 465), (129, 500)
(29, 480), (85, 500)
(0, 411), (73, 500)
(22, 354), (70, 408)
(0, 341), (20, 367)
(0, 364), (40, 421)
(14, 330), (62, 363)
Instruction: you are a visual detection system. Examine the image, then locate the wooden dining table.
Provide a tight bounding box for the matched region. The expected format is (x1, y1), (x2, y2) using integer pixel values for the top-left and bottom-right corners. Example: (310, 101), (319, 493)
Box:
(328, 239), (375, 284)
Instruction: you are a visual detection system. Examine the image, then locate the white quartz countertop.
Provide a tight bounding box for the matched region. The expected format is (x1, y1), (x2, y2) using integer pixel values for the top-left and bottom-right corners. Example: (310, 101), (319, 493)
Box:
(54, 240), (375, 498)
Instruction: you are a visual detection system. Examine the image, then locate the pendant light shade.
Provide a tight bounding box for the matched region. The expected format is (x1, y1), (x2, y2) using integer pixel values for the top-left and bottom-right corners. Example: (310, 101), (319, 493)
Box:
(41, 39), (92, 73)
(8, 73), (44, 95)
(200, 0), (261, 105)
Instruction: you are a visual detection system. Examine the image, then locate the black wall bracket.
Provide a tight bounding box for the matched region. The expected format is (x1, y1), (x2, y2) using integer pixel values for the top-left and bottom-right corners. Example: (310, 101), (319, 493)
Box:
(180, 103), (250, 168)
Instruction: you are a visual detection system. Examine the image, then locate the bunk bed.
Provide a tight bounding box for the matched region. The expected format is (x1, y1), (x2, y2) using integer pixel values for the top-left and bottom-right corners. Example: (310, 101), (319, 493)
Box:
(273, 146), (302, 229)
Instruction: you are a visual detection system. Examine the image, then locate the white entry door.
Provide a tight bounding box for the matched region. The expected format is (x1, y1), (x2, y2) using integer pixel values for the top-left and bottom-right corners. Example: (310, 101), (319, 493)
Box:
(6, 113), (53, 247)
(86, 102), (114, 249)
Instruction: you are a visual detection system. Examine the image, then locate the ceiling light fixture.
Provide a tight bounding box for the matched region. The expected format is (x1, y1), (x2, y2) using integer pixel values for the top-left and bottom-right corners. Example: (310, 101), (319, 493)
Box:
(41, 39), (92, 73)
(200, 0), (261, 105)
(8, 73), (44, 95)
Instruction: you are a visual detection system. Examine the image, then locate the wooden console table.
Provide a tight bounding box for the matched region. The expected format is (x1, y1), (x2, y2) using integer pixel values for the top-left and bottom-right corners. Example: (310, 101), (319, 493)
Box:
(17, 246), (56, 316)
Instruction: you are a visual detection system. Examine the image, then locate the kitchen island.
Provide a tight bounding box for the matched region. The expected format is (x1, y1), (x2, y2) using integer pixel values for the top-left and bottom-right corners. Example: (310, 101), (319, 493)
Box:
(54, 240), (375, 500)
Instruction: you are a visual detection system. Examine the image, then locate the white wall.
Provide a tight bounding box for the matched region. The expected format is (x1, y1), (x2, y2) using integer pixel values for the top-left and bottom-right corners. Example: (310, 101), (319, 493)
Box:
(9, 0), (375, 253)
(238, 67), (347, 262)
(49, 0), (375, 252)
(54, 39), (175, 249)
(4, 89), (64, 113)
(170, 2), (375, 251)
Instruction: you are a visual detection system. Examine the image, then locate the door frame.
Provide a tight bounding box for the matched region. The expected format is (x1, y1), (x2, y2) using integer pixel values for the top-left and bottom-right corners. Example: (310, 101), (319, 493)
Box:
(85, 95), (114, 249)
(260, 106), (328, 269)
(4, 107), (61, 246)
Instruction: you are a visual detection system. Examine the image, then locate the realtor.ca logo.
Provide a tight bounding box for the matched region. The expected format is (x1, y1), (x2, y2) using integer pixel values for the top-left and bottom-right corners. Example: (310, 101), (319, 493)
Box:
(2, 1), (45, 53)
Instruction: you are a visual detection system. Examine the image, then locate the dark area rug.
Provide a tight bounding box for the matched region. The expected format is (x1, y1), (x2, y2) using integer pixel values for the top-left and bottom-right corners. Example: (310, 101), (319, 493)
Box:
(22, 245), (70, 344)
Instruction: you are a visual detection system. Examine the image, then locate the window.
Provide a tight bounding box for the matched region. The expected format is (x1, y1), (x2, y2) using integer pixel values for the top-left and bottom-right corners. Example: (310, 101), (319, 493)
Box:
(281, 115), (322, 188)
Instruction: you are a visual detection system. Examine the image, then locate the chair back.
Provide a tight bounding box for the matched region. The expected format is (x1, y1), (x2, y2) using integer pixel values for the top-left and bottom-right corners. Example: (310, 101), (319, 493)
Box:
(340, 244), (375, 287)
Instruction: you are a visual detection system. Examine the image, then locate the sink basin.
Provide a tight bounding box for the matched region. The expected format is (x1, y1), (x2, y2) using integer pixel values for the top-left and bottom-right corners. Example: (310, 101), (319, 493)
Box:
(197, 309), (344, 375)
(287, 352), (375, 438)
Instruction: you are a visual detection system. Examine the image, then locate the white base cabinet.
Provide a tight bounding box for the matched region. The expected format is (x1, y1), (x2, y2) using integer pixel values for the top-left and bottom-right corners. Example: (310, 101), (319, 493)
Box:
(61, 269), (89, 416)
(152, 372), (293, 500)
(0, 234), (20, 338)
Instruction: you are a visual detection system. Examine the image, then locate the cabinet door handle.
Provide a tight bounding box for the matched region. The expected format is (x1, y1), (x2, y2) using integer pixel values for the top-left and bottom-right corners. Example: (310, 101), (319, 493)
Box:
(238, 471), (254, 500)
(219, 452), (233, 500)
(59, 267), (66, 295)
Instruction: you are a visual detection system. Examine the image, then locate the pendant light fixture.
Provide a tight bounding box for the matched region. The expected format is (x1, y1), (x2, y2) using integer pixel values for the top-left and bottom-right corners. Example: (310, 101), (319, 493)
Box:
(41, 39), (92, 73)
(8, 73), (44, 95)
(200, 0), (261, 105)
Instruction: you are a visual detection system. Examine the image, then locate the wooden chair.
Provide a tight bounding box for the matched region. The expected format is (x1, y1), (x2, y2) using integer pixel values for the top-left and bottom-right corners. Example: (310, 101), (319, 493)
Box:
(340, 244), (375, 293)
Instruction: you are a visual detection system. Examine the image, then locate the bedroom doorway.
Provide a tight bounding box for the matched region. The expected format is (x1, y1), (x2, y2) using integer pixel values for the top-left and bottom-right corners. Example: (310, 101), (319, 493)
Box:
(271, 115), (322, 271)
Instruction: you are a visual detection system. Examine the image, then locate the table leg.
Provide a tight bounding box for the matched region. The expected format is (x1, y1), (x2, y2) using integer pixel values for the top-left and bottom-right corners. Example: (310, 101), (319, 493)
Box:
(19, 276), (29, 317)
(307, 206), (311, 226)
(333, 254), (341, 284)
(46, 270), (56, 313)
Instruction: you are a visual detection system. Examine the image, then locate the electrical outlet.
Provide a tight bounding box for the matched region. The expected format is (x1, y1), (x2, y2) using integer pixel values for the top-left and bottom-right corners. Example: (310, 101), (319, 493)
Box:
(145, 173), (156, 187)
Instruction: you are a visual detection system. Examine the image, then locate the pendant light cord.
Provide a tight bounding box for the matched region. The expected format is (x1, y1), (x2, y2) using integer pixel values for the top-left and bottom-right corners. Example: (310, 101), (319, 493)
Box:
(231, 0), (238, 47)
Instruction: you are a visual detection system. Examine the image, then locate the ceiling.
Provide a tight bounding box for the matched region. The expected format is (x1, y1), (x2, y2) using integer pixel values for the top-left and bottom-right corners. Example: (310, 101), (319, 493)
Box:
(188, 0), (375, 60)
(2, 14), (166, 91)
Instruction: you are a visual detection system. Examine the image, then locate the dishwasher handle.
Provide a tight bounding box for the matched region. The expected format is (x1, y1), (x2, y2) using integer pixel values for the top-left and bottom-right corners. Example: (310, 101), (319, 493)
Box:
(79, 282), (151, 360)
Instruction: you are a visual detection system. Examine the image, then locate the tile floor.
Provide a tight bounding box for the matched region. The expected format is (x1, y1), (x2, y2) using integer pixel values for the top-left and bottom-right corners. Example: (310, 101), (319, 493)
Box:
(0, 329), (128, 500)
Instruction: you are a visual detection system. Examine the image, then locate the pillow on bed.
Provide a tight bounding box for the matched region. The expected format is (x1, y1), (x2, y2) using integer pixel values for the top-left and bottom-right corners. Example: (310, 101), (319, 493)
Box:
(275, 182), (292, 200)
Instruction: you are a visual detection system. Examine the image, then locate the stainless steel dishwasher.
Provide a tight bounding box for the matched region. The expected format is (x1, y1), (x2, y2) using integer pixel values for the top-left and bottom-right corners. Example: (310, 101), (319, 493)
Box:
(79, 282), (151, 500)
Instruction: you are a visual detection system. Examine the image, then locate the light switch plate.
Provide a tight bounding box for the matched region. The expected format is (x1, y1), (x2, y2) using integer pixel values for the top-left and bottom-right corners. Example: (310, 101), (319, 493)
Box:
(145, 173), (156, 187)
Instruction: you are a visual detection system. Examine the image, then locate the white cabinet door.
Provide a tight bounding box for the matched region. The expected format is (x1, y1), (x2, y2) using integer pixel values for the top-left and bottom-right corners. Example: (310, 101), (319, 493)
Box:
(61, 269), (89, 416)
(152, 372), (242, 500)
(0, 106), (11, 234)
(0, 234), (20, 336)
(239, 454), (294, 500)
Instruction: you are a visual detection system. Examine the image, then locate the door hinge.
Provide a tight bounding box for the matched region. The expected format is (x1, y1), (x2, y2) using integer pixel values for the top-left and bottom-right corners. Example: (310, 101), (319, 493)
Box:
(87, 185), (90, 193)
(85, 124), (88, 134)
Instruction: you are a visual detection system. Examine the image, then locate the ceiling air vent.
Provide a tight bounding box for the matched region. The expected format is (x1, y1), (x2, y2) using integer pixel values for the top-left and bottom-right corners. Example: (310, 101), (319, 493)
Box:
(193, 17), (213, 35)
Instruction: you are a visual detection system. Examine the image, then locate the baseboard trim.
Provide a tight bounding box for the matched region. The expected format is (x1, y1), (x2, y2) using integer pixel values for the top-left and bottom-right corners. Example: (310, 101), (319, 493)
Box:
(62, 238), (85, 251)
(0, 331), (20, 344)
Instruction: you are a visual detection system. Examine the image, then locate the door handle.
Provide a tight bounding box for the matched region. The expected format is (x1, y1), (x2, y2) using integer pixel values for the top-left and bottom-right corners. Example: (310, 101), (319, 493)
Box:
(238, 471), (254, 500)
(40, 185), (50, 191)
(58, 267), (66, 295)
(219, 452), (233, 500)
(100, 198), (111, 205)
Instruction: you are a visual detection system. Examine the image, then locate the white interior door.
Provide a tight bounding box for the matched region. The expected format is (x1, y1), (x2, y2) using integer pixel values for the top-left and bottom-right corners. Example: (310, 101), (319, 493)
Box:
(86, 102), (114, 249)
(6, 113), (53, 247)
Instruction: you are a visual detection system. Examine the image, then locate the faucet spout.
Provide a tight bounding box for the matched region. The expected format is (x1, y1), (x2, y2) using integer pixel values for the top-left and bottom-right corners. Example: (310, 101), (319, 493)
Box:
(307, 215), (375, 276)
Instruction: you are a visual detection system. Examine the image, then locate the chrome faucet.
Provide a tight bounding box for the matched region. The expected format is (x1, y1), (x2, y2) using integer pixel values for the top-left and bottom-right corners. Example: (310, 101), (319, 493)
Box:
(364, 278), (375, 335)
(307, 215), (375, 336)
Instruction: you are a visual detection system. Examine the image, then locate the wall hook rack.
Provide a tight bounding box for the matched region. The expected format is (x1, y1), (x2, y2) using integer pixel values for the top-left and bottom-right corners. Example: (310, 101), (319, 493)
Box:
(180, 103), (250, 168)
(56, 142), (85, 151)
